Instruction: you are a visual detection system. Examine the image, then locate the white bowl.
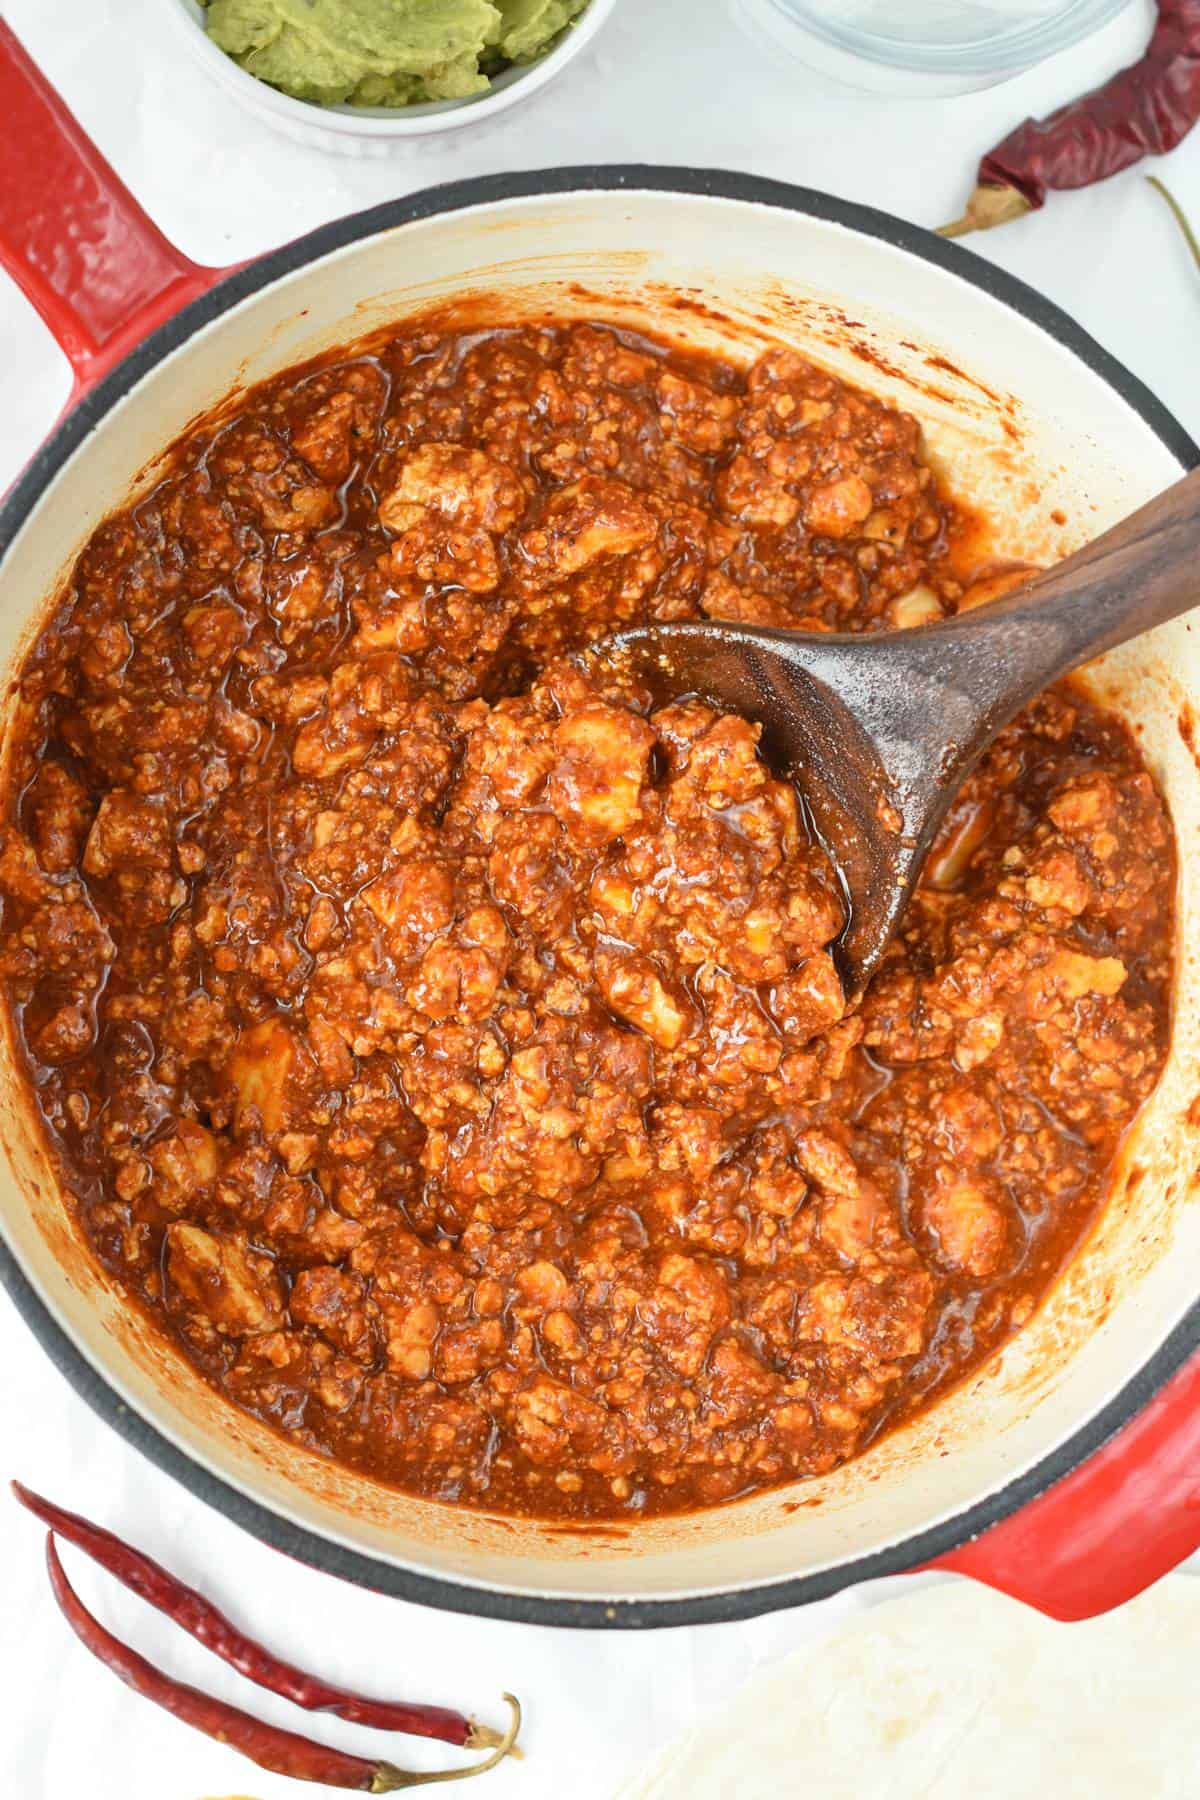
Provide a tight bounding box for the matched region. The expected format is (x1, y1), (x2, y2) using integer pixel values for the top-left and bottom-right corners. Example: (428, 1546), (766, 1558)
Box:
(164, 0), (618, 153)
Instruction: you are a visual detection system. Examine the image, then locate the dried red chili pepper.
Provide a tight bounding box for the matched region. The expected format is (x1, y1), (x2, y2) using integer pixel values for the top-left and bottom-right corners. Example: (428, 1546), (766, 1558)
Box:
(941, 0), (1200, 237)
(12, 1481), (505, 1750)
(43, 1535), (520, 1791)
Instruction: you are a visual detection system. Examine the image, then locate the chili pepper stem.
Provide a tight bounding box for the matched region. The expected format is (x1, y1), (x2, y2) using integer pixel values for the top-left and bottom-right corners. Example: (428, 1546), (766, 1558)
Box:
(466, 1724), (502, 1751)
(938, 184), (1033, 238)
(465, 1719), (521, 1755)
(372, 1697), (522, 1791)
(1148, 176), (1200, 273)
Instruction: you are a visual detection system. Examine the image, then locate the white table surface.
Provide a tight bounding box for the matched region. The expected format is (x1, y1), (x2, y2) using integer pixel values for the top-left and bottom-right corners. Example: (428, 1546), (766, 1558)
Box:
(0, 1), (1197, 1795)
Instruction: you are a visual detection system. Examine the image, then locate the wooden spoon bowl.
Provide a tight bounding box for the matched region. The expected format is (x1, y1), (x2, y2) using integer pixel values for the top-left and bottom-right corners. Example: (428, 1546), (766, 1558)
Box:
(596, 466), (1200, 995)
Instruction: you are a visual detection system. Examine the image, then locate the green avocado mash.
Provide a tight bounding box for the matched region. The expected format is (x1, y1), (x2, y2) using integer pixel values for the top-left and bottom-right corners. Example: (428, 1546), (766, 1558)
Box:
(202, 0), (591, 108)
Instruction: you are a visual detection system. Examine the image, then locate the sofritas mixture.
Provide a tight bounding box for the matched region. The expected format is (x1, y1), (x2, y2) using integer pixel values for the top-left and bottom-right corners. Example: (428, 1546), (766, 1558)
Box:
(0, 322), (1174, 1519)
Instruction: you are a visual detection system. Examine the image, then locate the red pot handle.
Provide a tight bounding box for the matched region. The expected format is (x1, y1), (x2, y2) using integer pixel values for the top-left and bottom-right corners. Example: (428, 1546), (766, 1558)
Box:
(928, 1348), (1200, 1620)
(0, 18), (232, 406)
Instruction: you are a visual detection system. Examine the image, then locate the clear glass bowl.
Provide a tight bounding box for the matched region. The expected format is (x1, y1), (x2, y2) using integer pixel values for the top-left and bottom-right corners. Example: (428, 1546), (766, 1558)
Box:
(734, 0), (1134, 95)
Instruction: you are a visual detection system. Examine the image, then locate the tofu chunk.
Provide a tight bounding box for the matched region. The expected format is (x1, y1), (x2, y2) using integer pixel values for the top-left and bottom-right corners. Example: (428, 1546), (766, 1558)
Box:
(547, 704), (653, 845)
(166, 1224), (284, 1335)
(378, 442), (526, 535)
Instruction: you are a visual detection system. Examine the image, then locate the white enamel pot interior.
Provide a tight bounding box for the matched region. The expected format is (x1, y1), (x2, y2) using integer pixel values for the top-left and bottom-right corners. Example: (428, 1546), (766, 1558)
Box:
(1, 171), (1198, 1627)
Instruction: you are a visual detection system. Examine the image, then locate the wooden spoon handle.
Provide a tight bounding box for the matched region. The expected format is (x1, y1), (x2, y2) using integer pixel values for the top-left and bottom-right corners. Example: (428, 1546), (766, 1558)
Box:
(914, 463), (1200, 738)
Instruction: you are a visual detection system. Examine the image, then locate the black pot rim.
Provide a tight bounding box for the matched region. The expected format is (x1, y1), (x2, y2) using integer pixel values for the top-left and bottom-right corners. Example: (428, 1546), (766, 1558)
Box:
(2, 164), (1198, 1630)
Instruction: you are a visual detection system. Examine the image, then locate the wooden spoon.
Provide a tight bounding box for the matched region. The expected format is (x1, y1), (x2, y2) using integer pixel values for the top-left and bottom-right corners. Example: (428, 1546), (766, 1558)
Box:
(597, 465), (1200, 997)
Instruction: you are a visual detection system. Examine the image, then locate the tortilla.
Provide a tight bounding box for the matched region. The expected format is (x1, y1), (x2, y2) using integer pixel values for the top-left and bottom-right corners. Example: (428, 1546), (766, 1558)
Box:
(618, 1577), (1200, 1798)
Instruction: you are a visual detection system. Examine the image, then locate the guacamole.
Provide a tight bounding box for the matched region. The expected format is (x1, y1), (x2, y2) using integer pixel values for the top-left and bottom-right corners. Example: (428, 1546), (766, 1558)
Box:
(202, 0), (591, 108)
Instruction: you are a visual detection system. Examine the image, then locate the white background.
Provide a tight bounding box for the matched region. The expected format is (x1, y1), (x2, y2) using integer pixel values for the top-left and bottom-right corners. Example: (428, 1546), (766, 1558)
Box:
(0, 1), (1198, 1795)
